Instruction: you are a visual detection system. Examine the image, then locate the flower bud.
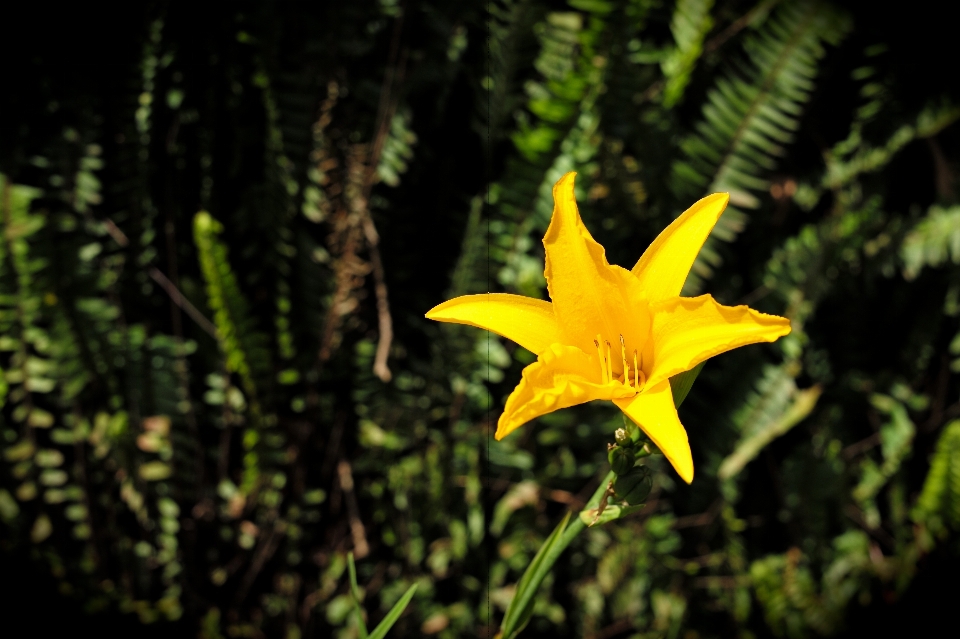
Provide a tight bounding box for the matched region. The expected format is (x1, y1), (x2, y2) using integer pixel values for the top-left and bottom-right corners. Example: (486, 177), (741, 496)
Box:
(607, 445), (634, 476)
(614, 427), (630, 446)
(613, 466), (652, 505)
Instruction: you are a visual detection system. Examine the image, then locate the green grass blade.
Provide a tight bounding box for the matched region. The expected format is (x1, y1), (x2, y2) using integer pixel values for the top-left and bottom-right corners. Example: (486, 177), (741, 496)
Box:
(500, 511), (572, 639)
(367, 583), (418, 639)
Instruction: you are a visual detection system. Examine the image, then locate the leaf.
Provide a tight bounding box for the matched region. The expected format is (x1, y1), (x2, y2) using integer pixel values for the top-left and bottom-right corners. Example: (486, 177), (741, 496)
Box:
(500, 511), (572, 639)
(367, 583), (418, 639)
(670, 361), (705, 408)
(0, 489), (20, 522)
(31, 513), (52, 543)
(28, 408), (55, 428)
(497, 475), (614, 638)
(3, 439), (35, 462)
(139, 461), (172, 482)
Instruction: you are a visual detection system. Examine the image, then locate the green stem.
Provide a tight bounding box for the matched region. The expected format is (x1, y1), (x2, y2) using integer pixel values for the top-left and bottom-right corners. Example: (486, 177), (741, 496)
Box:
(557, 469), (613, 547)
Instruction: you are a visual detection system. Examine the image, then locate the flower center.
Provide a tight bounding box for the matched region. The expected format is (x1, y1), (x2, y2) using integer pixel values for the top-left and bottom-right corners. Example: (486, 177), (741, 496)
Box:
(594, 333), (646, 391)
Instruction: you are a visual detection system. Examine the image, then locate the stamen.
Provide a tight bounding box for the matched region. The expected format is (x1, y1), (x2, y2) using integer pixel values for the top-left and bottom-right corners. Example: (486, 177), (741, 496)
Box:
(605, 341), (612, 383)
(636, 349), (646, 389)
(619, 335), (628, 385)
(594, 336), (606, 383)
(633, 350), (639, 388)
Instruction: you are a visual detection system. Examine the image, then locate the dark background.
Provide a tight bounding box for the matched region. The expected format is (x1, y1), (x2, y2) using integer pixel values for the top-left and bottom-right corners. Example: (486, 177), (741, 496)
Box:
(2, 1), (959, 637)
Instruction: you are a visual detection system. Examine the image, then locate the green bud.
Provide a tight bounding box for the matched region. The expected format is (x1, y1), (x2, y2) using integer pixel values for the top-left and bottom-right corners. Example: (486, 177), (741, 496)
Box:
(614, 466), (652, 505)
(607, 446), (634, 476)
(614, 427), (630, 446)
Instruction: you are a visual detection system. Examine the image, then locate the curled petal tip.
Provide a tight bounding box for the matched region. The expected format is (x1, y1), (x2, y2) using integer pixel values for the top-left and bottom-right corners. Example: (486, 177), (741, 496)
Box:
(553, 172), (577, 194)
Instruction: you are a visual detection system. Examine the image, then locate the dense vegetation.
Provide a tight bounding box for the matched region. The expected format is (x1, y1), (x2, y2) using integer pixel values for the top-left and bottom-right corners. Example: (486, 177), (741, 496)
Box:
(2, 1), (959, 637)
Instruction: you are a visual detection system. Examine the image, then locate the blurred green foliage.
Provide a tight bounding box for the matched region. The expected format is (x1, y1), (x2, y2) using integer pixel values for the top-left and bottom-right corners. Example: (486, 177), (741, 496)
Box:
(2, 1), (960, 637)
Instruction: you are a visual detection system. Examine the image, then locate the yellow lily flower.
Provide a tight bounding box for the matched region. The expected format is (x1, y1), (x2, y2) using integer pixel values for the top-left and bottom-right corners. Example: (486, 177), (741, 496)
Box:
(426, 173), (790, 483)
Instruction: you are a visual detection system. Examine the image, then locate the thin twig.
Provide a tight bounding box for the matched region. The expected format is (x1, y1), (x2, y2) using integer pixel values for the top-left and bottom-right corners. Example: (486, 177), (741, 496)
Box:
(103, 217), (218, 338)
(588, 618), (634, 639)
(359, 44), (409, 382)
(547, 489), (585, 510)
(363, 221), (394, 382)
(704, 0), (781, 54)
(234, 519), (286, 606)
(313, 23), (406, 379)
(693, 575), (742, 589)
(923, 355), (952, 432)
(160, 198), (205, 494)
(72, 404), (103, 572)
(841, 432), (880, 460)
(927, 135), (955, 200)
(148, 267), (219, 338)
(350, 2), (410, 381)
(338, 460), (370, 559)
(844, 504), (896, 549)
(318, 224), (363, 362)
(673, 498), (723, 529)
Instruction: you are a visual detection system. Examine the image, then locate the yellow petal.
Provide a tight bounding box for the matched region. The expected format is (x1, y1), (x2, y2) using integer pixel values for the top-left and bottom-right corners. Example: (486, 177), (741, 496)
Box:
(631, 193), (730, 302)
(496, 343), (636, 440)
(426, 293), (561, 354)
(646, 294), (791, 388)
(614, 382), (693, 484)
(543, 172), (651, 357)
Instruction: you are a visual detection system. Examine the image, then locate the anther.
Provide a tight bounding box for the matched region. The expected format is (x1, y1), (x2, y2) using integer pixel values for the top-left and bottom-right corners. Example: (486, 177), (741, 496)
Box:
(633, 350), (639, 388)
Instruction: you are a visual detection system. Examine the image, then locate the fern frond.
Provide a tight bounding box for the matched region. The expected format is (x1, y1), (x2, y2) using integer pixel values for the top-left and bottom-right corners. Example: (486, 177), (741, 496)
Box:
(661, 0), (714, 107)
(673, 0), (850, 294)
(494, 4), (612, 298)
(901, 204), (960, 280)
(852, 394), (915, 503)
(192, 211), (274, 414)
(510, 11), (589, 163)
(823, 102), (960, 195)
(912, 420), (960, 537)
(717, 364), (820, 480)
(486, 0), (541, 145)
(376, 109), (418, 187)
(0, 176), (59, 429)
